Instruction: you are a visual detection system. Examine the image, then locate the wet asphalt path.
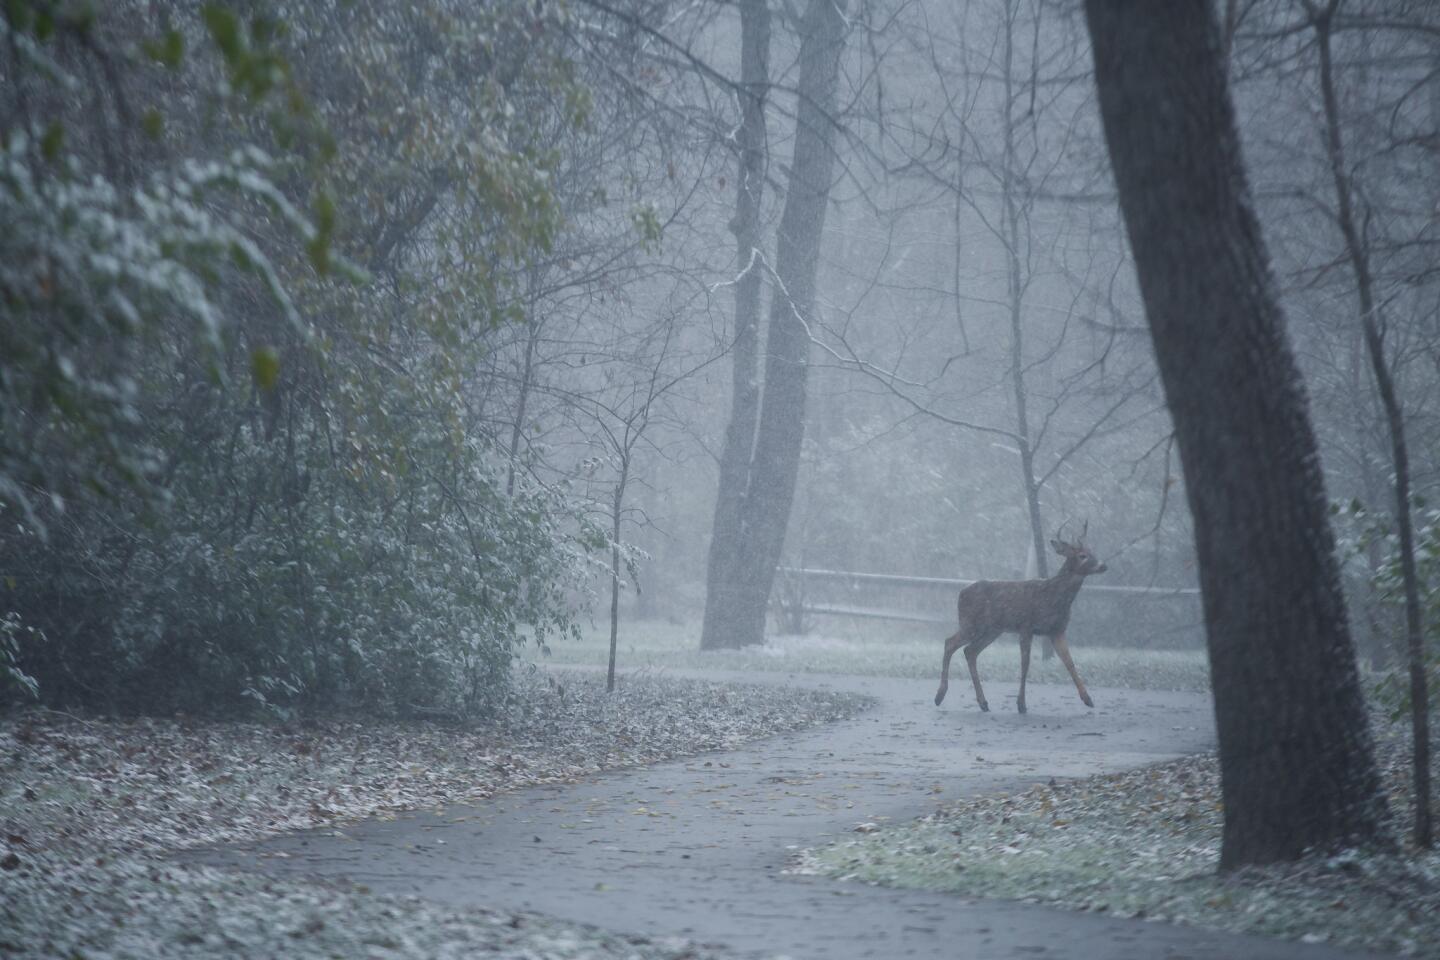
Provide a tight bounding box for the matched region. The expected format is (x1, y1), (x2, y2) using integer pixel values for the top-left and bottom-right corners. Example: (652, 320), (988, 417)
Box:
(187, 670), (1384, 959)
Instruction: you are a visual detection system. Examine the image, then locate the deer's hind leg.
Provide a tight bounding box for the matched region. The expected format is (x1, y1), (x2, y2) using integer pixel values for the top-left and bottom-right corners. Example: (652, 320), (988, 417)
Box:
(1016, 633), (1033, 714)
(935, 631), (962, 706)
(964, 628), (1002, 712)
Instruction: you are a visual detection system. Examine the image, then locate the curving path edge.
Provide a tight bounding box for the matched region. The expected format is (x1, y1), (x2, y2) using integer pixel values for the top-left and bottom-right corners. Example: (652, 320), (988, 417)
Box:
(187, 669), (1383, 960)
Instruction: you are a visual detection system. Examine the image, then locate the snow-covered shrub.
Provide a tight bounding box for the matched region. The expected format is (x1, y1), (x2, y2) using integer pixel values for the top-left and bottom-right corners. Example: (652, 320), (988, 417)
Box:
(0, 1), (599, 716)
(0, 611), (41, 703)
(1333, 499), (1440, 709)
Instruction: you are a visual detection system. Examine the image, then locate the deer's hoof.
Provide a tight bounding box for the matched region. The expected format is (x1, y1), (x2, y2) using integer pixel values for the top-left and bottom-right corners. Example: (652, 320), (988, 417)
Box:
(934, 690), (946, 707)
(1081, 693), (1094, 708)
(1017, 702), (1027, 715)
(978, 701), (990, 713)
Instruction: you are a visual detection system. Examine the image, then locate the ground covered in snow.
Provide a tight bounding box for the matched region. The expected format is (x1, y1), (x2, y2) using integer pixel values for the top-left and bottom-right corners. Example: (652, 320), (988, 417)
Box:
(794, 709), (1440, 957)
(0, 671), (867, 959)
(534, 621), (1213, 692)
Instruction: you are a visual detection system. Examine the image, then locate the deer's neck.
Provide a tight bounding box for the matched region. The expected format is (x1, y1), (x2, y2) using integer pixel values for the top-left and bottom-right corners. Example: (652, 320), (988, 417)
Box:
(1043, 568), (1087, 602)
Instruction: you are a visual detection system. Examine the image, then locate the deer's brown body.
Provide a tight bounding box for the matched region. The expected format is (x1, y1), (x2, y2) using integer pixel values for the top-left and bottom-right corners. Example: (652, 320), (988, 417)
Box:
(934, 534), (1106, 713)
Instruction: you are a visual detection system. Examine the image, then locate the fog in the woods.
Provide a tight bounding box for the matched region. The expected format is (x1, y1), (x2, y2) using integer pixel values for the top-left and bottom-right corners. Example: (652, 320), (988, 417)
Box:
(3, 1), (1440, 953)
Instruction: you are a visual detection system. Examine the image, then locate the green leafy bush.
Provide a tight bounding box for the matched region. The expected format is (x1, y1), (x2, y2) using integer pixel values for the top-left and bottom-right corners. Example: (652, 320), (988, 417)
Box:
(1333, 499), (1440, 713)
(0, 1), (600, 717)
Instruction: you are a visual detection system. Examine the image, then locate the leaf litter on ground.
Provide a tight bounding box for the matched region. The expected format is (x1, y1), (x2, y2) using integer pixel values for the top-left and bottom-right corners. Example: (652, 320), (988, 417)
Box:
(792, 707), (1440, 957)
(1, 669), (869, 959)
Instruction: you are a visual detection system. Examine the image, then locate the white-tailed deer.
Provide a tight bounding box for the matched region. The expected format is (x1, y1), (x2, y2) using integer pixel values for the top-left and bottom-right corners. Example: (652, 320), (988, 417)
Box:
(934, 526), (1107, 714)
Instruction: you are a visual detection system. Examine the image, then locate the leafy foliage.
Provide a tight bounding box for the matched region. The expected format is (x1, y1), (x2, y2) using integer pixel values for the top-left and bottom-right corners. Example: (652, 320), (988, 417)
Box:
(1334, 500), (1440, 713)
(0, 11), (315, 528)
(0, 0), (603, 716)
(0, 613), (40, 701)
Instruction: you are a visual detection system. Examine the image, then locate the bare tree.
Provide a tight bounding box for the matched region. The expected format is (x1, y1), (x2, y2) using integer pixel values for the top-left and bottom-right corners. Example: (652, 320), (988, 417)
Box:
(579, 320), (711, 691)
(1300, 0), (1431, 848)
(702, 0), (850, 650)
(701, 0), (772, 651)
(793, 0), (1166, 618)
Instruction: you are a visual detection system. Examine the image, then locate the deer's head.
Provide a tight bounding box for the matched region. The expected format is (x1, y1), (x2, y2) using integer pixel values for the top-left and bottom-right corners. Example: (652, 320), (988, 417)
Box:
(1051, 528), (1107, 577)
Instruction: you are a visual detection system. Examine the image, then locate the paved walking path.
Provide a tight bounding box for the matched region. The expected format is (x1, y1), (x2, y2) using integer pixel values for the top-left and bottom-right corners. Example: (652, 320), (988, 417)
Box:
(189, 670), (1382, 959)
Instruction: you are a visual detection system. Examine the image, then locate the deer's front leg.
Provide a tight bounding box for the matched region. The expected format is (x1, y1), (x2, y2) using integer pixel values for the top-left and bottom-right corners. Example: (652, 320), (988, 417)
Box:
(1017, 633), (1033, 714)
(935, 631), (961, 706)
(1051, 632), (1094, 708)
(963, 631), (999, 712)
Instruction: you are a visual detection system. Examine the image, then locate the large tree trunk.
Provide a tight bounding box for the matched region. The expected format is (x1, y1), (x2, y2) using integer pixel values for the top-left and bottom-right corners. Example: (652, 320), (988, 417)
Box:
(1083, 0), (1391, 868)
(702, 0), (848, 649)
(700, 0), (770, 652)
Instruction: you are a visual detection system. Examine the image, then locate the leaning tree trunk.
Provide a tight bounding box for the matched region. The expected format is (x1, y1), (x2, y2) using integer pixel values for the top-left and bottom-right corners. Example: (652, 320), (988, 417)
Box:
(700, 0), (771, 651)
(1084, 0), (1391, 868)
(703, 0), (848, 649)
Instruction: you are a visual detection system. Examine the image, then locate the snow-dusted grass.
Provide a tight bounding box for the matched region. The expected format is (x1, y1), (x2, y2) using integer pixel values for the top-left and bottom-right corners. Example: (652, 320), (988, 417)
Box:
(0, 671), (868, 959)
(793, 713), (1440, 957)
(528, 618), (1213, 692)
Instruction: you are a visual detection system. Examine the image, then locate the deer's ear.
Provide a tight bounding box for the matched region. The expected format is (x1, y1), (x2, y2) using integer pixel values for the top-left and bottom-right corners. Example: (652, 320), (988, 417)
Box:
(1050, 539), (1068, 555)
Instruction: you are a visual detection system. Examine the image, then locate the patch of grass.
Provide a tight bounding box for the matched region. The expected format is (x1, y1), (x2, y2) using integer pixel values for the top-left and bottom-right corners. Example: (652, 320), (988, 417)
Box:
(793, 713), (1440, 956)
(526, 618), (1213, 693)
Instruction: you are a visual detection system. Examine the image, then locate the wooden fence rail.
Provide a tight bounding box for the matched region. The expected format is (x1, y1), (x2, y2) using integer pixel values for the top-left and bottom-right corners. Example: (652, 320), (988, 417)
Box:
(772, 567), (1204, 647)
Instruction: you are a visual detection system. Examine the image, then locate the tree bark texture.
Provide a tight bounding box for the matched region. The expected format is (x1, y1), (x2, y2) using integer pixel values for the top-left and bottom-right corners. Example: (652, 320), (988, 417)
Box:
(1084, 0), (1391, 868)
(702, 0), (847, 649)
(701, 0), (771, 651)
